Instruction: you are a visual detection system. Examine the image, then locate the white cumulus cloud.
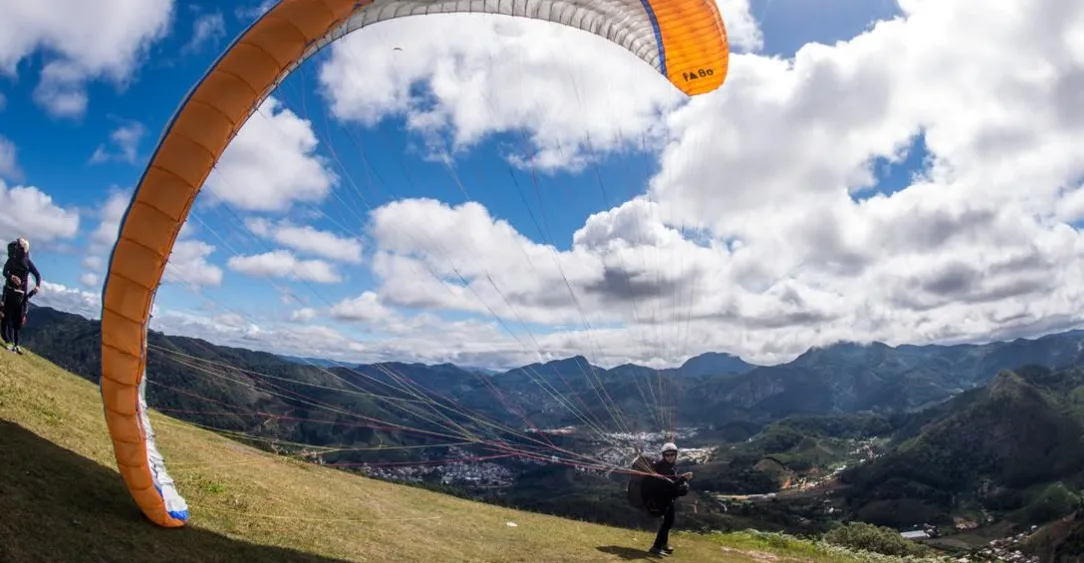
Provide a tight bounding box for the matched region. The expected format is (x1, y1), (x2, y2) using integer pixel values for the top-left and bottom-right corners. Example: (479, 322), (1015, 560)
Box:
(89, 119), (146, 164)
(0, 181), (80, 244)
(204, 96), (339, 212)
(329, 291), (395, 322)
(227, 250), (342, 284)
(182, 11), (226, 55)
(245, 218), (363, 263)
(0, 0), (174, 118)
(316, 0), (762, 172)
(34, 281), (101, 319)
(0, 136), (21, 181)
(163, 240), (224, 289)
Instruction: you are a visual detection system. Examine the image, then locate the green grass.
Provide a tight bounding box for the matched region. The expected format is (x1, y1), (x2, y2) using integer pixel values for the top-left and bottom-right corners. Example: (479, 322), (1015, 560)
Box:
(0, 349), (941, 562)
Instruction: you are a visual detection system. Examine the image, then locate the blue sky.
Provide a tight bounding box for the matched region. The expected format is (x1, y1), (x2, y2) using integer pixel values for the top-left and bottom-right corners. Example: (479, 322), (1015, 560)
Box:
(11, 0), (1073, 369)
(751, 0), (900, 56)
(2, 0), (903, 285)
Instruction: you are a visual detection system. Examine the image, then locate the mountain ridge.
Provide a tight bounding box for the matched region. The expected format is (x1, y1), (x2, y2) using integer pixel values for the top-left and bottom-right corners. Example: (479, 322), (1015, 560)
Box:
(284, 329), (1084, 393)
(21, 304), (1084, 432)
(839, 363), (1084, 529)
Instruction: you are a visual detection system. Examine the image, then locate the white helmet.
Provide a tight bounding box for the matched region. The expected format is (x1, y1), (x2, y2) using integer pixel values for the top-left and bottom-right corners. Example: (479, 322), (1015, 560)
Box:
(661, 442), (678, 455)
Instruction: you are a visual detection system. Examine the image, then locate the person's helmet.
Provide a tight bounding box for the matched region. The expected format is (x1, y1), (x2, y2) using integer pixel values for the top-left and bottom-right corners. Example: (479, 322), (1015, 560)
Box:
(661, 442), (678, 455)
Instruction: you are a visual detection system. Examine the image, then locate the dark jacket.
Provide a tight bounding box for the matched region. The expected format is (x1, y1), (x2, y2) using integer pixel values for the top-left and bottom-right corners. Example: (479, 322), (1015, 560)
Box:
(3, 246), (40, 298)
(641, 459), (689, 514)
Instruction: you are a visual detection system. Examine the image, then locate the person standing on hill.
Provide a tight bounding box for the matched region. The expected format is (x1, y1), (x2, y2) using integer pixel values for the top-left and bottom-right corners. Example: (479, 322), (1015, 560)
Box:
(1, 238), (41, 354)
(642, 442), (693, 557)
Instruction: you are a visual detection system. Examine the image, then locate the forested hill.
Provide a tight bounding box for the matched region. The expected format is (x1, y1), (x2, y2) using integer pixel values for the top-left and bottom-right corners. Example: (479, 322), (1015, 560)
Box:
(839, 364), (1084, 530)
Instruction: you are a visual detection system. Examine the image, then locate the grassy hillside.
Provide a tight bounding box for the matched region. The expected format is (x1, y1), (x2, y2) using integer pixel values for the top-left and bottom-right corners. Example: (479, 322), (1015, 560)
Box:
(0, 347), (901, 563)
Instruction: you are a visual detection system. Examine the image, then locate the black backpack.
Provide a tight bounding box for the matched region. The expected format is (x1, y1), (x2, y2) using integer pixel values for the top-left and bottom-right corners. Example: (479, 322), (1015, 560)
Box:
(626, 455), (654, 512)
(629, 455), (690, 516)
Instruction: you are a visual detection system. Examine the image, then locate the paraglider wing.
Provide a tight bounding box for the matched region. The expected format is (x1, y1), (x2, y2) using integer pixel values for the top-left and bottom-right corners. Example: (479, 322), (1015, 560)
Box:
(325, 0), (730, 96)
(99, 0), (730, 528)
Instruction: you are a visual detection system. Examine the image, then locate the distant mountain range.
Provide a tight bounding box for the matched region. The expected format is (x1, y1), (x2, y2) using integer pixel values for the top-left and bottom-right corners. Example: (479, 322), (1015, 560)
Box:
(270, 330), (1084, 430)
(20, 304), (1084, 433)
(278, 354), (344, 368)
(279, 349), (758, 380)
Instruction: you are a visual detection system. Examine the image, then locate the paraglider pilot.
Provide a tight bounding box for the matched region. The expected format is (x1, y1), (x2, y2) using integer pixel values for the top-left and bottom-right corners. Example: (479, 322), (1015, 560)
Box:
(643, 442), (693, 557)
(1, 238), (40, 354)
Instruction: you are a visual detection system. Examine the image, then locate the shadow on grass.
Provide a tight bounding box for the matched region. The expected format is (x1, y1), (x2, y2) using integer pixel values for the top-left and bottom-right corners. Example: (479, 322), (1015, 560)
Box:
(0, 420), (351, 563)
(596, 545), (662, 560)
